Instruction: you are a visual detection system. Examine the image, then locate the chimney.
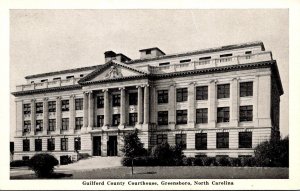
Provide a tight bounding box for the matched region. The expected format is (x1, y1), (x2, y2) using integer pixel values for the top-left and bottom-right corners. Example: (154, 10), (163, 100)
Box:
(139, 47), (165, 59)
(104, 51), (117, 63)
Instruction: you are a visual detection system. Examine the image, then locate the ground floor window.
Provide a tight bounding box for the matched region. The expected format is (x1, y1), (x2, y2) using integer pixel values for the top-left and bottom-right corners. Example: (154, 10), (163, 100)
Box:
(239, 132), (252, 148)
(129, 113), (137, 126)
(156, 134), (168, 145)
(157, 111), (168, 125)
(175, 134), (187, 149)
(216, 132), (229, 148)
(61, 138), (68, 151)
(47, 138), (55, 151)
(23, 139), (30, 151)
(74, 137), (81, 151)
(35, 139), (42, 151)
(195, 133), (207, 150)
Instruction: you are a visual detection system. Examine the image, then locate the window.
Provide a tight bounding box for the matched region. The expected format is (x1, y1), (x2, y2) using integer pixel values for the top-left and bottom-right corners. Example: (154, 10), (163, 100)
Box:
(217, 107), (230, 123)
(23, 121), (31, 133)
(196, 86), (208, 100)
(62, 118), (69, 130)
(157, 134), (168, 145)
(196, 108), (208, 123)
(129, 113), (138, 126)
(36, 120), (43, 132)
(23, 139), (30, 151)
(35, 139), (42, 151)
(48, 101), (56, 112)
(180, 59), (191, 63)
(129, 93), (138, 105)
(159, 62), (170, 66)
(75, 117), (83, 130)
(97, 96), (104, 108)
(75, 98), (83, 110)
(157, 111), (168, 125)
(145, 49), (151, 55)
(239, 132), (252, 148)
(157, 90), (168, 104)
(61, 100), (69, 111)
(176, 88), (188, 102)
(220, 53), (232, 57)
(66, 75), (74, 79)
(217, 132), (229, 149)
(23, 104), (31, 114)
(36, 102), (43, 113)
(199, 56), (211, 60)
(112, 114), (120, 126)
(80, 74), (84, 77)
(245, 51), (252, 54)
(240, 105), (253, 122)
(195, 133), (207, 150)
(41, 79), (48, 82)
(217, 84), (230, 99)
(61, 138), (68, 151)
(240, 82), (253, 97)
(112, 94), (120, 107)
(74, 137), (81, 151)
(53, 77), (61, 81)
(48, 119), (56, 131)
(47, 138), (55, 151)
(22, 156), (30, 161)
(176, 110), (188, 124)
(175, 134), (187, 149)
(97, 115), (104, 127)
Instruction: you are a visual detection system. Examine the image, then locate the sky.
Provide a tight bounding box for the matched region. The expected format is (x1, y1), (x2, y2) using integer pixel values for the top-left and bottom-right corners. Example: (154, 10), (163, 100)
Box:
(9, 9), (289, 139)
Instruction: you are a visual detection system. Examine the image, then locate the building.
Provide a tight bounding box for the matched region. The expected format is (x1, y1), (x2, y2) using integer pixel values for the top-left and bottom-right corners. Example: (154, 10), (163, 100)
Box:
(11, 41), (283, 162)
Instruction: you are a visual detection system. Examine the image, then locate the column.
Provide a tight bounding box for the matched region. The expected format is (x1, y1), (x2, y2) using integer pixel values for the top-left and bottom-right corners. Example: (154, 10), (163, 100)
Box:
(143, 85), (150, 125)
(88, 91), (94, 131)
(168, 84), (176, 129)
(103, 89), (110, 128)
(208, 80), (217, 128)
(137, 86), (144, 124)
(69, 95), (75, 133)
(230, 78), (239, 127)
(43, 98), (48, 135)
(55, 96), (61, 134)
(83, 92), (88, 129)
(119, 87), (126, 128)
(188, 82), (196, 128)
(30, 99), (36, 136)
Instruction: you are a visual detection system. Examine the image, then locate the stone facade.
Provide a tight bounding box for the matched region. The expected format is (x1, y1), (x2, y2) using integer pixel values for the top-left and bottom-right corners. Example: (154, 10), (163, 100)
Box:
(12, 41), (283, 162)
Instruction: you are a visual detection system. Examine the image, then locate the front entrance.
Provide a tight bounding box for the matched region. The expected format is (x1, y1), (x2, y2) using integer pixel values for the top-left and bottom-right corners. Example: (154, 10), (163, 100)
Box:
(107, 136), (118, 156)
(93, 136), (101, 156)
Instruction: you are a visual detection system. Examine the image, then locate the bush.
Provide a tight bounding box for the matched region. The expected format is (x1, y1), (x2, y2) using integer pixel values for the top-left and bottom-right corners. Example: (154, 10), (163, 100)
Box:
(215, 156), (231, 166)
(202, 157), (216, 166)
(150, 142), (182, 166)
(29, 153), (59, 178)
(240, 157), (256, 167)
(60, 155), (72, 165)
(10, 160), (29, 167)
(78, 153), (90, 160)
(121, 157), (132, 166)
(182, 157), (195, 166)
(194, 157), (204, 166)
(229, 158), (241, 167)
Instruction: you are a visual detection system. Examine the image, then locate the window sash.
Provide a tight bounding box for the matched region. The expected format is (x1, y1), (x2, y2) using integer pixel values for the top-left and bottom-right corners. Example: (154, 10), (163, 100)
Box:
(74, 137), (81, 150)
(216, 132), (229, 148)
(61, 100), (69, 111)
(75, 117), (83, 129)
(217, 107), (230, 123)
(240, 105), (253, 122)
(61, 138), (68, 151)
(129, 93), (138, 105)
(61, 118), (69, 130)
(176, 110), (188, 124)
(47, 138), (55, 151)
(23, 140), (30, 151)
(196, 86), (208, 100)
(239, 132), (252, 148)
(176, 88), (188, 102)
(48, 119), (56, 131)
(36, 102), (43, 113)
(175, 134), (187, 149)
(48, 101), (56, 112)
(112, 114), (120, 126)
(23, 104), (31, 114)
(217, 84), (230, 99)
(240, 82), (253, 97)
(97, 115), (104, 127)
(157, 90), (168, 104)
(195, 133), (207, 150)
(157, 134), (168, 145)
(129, 113), (137, 126)
(157, 111), (168, 125)
(97, 96), (104, 108)
(35, 139), (42, 151)
(75, 98), (83, 110)
(35, 120), (43, 131)
(112, 94), (121, 106)
(196, 108), (208, 123)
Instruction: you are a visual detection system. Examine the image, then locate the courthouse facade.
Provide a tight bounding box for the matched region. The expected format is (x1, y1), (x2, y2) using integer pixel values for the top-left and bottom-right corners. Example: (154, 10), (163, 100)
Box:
(12, 41), (283, 161)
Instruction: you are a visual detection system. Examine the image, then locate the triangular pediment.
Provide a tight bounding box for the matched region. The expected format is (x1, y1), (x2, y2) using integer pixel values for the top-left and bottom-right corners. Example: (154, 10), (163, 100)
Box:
(79, 60), (148, 83)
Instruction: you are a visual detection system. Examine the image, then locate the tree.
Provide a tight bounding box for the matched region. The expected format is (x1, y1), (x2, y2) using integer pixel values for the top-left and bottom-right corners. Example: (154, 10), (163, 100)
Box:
(122, 129), (147, 158)
(254, 136), (289, 167)
(29, 153), (59, 178)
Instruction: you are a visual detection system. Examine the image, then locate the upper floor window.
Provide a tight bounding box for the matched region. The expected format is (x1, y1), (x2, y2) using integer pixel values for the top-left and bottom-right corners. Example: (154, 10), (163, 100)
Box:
(176, 88), (188, 102)
(41, 79), (48, 82)
(176, 110), (188, 124)
(129, 93), (138, 105)
(217, 107), (230, 123)
(199, 56), (211, 60)
(157, 134), (168, 145)
(195, 133), (207, 150)
(47, 138), (55, 151)
(36, 120), (43, 132)
(145, 49), (151, 55)
(61, 138), (68, 151)
(97, 115), (104, 127)
(35, 139), (42, 151)
(216, 132), (229, 149)
(23, 139), (30, 151)
(245, 51), (252, 54)
(196, 108), (208, 124)
(240, 105), (253, 122)
(112, 114), (120, 126)
(23, 103), (31, 114)
(175, 134), (187, 149)
(220, 53), (233, 57)
(48, 101), (56, 112)
(240, 82), (253, 97)
(196, 86), (208, 100)
(159, 62), (170, 66)
(129, 113), (138, 126)
(75, 117), (83, 130)
(180, 59), (191, 63)
(239, 132), (252, 148)
(97, 96), (104, 108)
(75, 98), (83, 110)
(36, 102), (43, 114)
(80, 74), (84, 77)
(48, 119), (56, 131)
(74, 137), (81, 151)
(62, 118), (69, 130)
(66, 75), (74, 79)
(157, 90), (168, 104)
(157, 111), (168, 125)
(61, 100), (69, 112)
(217, 84), (230, 99)
(112, 94), (120, 107)
(23, 121), (31, 133)
(53, 77), (61, 81)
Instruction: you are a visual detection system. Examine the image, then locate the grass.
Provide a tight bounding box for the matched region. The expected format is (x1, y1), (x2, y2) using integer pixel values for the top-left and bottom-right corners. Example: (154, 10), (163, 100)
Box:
(11, 166), (288, 179)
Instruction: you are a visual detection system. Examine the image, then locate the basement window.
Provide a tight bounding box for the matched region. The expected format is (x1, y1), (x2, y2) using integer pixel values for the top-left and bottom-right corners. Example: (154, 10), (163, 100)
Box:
(179, 59), (191, 63)
(199, 56), (211, 60)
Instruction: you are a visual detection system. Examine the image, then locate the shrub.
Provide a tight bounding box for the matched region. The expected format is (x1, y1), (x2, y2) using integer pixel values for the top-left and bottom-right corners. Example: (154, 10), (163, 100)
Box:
(240, 157), (256, 167)
(10, 160), (29, 167)
(78, 153), (90, 160)
(29, 153), (59, 178)
(182, 157), (195, 166)
(121, 157), (132, 166)
(229, 158), (241, 167)
(150, 143), (177, 166)
(60, 155), (72, 165)
(194, 157), (204, 166)
(215, 156), (231, 166)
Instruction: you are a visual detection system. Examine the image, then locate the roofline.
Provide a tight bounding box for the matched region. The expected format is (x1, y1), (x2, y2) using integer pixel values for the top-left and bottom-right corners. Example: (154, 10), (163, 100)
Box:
(139, 47), (166, 55)
(128, 41), (265, 64)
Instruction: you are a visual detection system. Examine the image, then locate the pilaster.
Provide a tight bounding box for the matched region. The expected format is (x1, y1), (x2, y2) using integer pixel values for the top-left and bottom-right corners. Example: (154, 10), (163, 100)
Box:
(230, 78), (239, 127)
(69, 95), (76, 133)
(55, 96), (61, 134)
(137, 86), (144, 125)
(88, 91), (94, 131)
(119, 87), (126, 129)
(208, 80), (217, 128)
(168, 84), (176, 130)
(188, 82), (196, 128)
(42, 98), (49, 135)
(30, 99), (36, 136)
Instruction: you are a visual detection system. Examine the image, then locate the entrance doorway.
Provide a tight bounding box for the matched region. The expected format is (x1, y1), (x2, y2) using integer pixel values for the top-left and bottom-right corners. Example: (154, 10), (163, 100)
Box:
(107, 136), (118, 156)
(93, 136), (101, 156)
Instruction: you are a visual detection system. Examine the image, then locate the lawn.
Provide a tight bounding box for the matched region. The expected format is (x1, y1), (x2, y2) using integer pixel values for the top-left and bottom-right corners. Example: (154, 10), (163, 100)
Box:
(11, 166), (288, 179)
